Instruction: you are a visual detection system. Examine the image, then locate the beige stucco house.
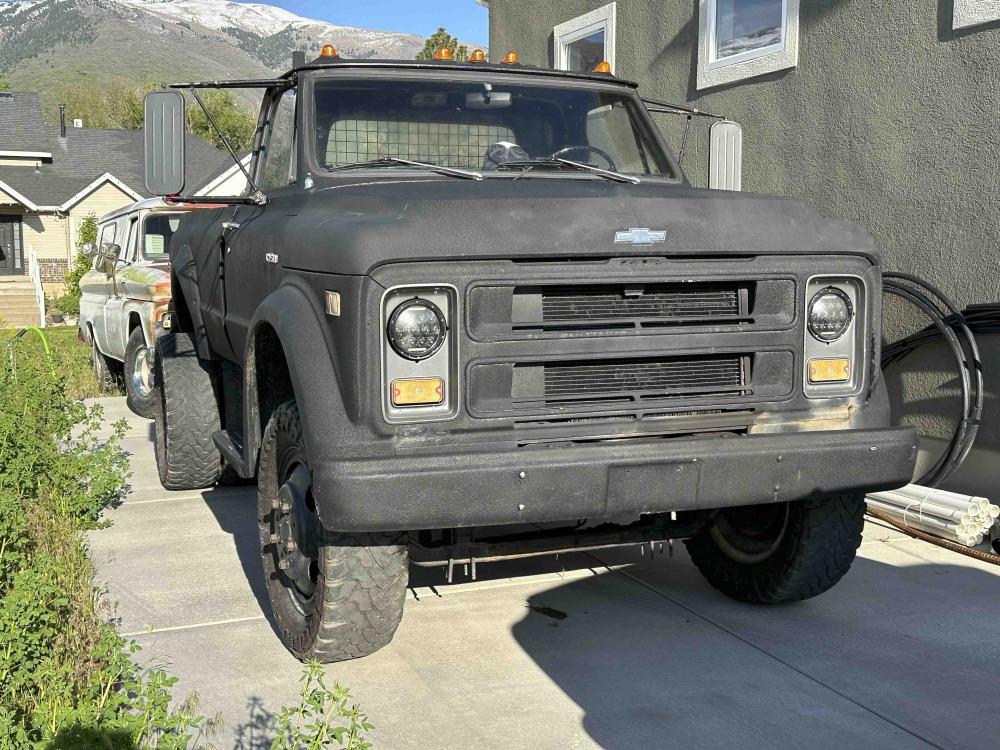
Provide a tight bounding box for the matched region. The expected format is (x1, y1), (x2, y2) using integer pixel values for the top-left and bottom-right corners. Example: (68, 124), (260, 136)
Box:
(0, 92), (232, 315)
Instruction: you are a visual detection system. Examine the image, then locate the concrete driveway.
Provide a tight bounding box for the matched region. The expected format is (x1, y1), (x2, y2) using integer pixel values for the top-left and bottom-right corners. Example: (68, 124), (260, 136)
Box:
(88, 397), (1000, 750)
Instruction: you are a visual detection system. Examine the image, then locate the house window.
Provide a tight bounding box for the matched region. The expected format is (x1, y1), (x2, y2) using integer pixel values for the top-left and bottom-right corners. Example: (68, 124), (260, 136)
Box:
(953, 1), (1000, 30)
(697, 0), (799, 90)
(554, 2), (616, 73)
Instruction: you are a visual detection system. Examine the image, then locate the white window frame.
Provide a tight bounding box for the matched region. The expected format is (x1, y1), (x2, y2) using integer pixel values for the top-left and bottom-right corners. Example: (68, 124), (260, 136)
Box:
(953, 1), (1000, 30)
(554, 2), (617, 74)
(697, 0), (799, 90)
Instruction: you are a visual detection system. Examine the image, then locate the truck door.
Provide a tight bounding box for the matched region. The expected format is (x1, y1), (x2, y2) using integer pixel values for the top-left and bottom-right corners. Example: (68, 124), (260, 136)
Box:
(104, 215), (138, 359)
(89, 220), (121, 354)
(222, 85), (298, 363)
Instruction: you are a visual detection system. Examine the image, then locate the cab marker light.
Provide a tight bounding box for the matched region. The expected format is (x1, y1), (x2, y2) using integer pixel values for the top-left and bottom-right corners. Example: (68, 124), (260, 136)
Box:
(433, 47), (454, 60)
(391, 378), (444, 406)
(320, 44), (338, 58)
(808, 358), (850, 383)
(593, 60), (612, 73)
(324, 291), (341, 317)
(502, 51), (519, 64)
(468, 49), (486, 63)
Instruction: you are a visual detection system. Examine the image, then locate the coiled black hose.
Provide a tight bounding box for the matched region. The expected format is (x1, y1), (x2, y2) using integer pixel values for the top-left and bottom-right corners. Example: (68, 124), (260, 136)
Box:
(880, 273), (985, 488)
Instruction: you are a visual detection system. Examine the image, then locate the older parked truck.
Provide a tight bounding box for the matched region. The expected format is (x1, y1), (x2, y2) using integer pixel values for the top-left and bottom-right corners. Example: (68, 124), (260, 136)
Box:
(144, 48), (917, 662)
(79, 199), (187, 418)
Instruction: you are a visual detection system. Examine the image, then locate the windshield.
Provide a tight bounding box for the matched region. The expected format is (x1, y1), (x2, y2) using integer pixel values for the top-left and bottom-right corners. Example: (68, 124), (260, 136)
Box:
(141, 213), (182, 260)
(312, 76), (673, 178)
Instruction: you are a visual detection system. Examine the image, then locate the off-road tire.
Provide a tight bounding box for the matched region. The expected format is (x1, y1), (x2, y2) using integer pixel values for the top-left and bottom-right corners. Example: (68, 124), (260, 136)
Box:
(153, 332), (223, 490)
(685, 493), (865, 604)
(258, 401), (408, 662)
(124, 326), (157, 419)
(90, 334), (121, 394)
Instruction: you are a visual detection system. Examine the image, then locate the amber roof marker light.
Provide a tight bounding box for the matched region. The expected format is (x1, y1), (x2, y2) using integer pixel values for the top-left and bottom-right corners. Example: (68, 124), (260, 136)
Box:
(502, 51), (519, 64)
(320, 44), (338, 58)
(468, 49), (486, 63)
(433, 47), (454, 60)
(593, 60), (612, 74)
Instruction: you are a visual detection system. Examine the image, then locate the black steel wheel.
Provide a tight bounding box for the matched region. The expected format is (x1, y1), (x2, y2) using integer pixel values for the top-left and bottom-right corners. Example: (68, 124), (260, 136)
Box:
(685, 494), (865, 604)
(258, 401), (408, 662)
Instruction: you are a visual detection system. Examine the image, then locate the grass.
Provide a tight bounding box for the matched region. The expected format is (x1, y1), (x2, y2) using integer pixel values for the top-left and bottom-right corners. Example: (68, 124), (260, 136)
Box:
(0, 325), (121, 400)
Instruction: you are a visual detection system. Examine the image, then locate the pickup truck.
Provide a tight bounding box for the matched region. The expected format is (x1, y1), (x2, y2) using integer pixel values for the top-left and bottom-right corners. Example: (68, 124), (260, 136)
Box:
(142, 47), (917, 662)
(79, 199), (185, 417)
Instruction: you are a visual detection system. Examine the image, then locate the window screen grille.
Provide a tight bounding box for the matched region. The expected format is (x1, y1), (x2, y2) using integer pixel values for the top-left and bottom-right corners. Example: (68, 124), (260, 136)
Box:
(325, 119), (516, 169)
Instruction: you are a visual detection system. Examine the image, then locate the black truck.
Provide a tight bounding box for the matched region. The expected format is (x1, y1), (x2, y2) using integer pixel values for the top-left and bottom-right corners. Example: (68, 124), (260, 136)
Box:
(143, 47), (917, 663)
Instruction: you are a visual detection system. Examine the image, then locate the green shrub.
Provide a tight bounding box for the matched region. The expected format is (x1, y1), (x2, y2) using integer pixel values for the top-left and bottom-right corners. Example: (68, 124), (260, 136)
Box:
(56, 214), (98, 318)
(0, 334), (374, 749)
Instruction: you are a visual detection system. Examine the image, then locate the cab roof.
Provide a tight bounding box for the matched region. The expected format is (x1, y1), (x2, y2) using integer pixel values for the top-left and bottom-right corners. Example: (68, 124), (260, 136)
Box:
(289, 55), (639, 89)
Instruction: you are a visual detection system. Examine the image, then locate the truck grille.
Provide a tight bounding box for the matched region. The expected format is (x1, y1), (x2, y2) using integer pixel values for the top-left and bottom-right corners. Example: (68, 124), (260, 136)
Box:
(540, 284), (742, 325)
(536, 355), (748, 403)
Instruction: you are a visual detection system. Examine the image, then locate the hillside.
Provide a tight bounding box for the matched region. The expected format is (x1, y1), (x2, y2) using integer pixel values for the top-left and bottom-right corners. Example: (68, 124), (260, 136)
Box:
(0, 0), (476, 122)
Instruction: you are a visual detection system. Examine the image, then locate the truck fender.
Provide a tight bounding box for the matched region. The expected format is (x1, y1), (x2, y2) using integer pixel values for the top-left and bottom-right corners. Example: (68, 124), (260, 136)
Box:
(243, 282), (348, 473)
(171, 243), (213, 360)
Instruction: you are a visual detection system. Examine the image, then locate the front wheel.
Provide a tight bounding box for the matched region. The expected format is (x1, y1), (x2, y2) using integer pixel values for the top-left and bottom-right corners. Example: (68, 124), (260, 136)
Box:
(685, 493), (865, 604)
(258, 401), (408, 662)
(125, 326), (157, 419)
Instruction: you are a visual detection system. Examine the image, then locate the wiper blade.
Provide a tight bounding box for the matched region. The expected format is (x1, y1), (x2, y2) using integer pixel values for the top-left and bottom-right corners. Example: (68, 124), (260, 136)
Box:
(328, 157), (482, 180)
(496, 158), (640, 184)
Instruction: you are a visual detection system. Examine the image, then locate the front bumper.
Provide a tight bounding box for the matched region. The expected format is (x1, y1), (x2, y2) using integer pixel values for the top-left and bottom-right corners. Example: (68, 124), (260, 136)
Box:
(313, 426), (918, 532)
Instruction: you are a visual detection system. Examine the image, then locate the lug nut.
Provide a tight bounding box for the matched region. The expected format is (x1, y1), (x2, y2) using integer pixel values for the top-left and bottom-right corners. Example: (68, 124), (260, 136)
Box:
(278, 559), (289, 570)
(285, 540), (297, 553)
(269, 533), (279, 544)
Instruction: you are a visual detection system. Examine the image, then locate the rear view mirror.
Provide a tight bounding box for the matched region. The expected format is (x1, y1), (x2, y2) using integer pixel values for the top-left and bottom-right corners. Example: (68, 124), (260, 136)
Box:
(144, 90), (186, 195)
(465, 91), (511, 109)
(81, 242), (97, 258)
(99, 244), (122, 274)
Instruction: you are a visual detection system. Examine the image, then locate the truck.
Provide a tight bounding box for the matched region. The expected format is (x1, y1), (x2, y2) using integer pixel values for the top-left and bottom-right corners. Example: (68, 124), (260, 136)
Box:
(79, 199), (187, 418)
(143, 46), (918, 663)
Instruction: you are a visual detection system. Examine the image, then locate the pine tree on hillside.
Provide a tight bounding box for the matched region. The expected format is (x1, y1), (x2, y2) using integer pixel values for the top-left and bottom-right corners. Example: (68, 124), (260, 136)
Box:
(415, 27), (467, 61)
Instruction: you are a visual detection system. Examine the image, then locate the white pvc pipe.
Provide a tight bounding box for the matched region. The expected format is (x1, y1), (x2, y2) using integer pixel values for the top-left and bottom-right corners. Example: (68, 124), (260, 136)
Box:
(866, 500), (980, 546)
(873, 495), (972, 525)
(870, 489), (977, 516)
(866, 499), (962, 534)
(891, 483), (991, 508)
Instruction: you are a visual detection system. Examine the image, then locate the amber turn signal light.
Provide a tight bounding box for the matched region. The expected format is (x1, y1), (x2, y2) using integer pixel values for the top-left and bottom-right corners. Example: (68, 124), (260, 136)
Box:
(434, 46), (454, 60)
(593, 60), (612, 73)
(391, 378), (445, 407)
(320, 44), (338, 58)
(808, 358), (850, 383)
(468, 48), (486, 62)
(502, 51), (519, 64)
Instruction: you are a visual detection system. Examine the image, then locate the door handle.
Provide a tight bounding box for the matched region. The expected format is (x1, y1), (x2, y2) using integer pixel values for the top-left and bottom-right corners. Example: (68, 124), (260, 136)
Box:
(222, 221), (241, 231)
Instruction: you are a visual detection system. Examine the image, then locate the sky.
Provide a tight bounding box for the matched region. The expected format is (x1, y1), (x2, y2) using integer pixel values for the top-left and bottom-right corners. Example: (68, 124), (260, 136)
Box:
(265, 1), (489, 45)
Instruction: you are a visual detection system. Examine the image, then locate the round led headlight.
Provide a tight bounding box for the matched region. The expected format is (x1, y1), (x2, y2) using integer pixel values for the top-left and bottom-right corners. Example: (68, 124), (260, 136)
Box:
(808, 287), (854, 343)
(387, 298), (447, 361)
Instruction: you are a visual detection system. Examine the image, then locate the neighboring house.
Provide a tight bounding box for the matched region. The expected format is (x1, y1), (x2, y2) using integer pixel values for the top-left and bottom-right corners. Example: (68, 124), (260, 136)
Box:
(0, 91), (233, 300)
(483, 1), (1000, 493)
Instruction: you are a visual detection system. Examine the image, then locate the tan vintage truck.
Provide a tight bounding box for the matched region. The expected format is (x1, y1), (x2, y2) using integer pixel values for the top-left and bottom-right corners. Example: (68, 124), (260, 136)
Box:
(78, 199), (184, 417)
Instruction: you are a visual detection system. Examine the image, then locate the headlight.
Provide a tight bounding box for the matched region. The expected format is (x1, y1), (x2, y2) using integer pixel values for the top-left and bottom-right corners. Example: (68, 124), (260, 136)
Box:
(808, 287), (854, 343)
(386, 298), (447, 360)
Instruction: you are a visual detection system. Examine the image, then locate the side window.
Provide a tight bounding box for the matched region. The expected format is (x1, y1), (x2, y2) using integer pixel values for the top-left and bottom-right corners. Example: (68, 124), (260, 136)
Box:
(697, 0), (799, 89)
(554, 3), (616, 73)
(123, 218), (139, 262)
(257, 89), (297, 192)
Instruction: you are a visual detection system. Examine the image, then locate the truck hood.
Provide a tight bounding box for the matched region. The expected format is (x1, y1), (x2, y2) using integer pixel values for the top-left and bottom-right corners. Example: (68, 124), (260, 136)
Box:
(284, 175), (876, 276)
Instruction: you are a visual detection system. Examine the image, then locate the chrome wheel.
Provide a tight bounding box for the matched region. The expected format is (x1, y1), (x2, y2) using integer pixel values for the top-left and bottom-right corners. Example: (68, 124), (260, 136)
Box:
(130, 345), (155, 399)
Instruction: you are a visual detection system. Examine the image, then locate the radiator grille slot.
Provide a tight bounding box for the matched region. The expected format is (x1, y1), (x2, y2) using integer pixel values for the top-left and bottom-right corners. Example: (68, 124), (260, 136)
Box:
(538, 355), (748, 403)
(538, 283), (744, 326)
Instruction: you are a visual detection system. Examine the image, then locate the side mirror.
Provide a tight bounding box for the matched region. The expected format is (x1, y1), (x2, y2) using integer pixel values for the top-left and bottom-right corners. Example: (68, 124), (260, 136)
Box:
(144, 90), (187, 195)
(81, 242), (97, 258)
(99, 244), (122, 275)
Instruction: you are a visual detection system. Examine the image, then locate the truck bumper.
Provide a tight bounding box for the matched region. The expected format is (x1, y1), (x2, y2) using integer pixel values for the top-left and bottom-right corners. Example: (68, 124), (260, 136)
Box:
(313, 427), (918, 532)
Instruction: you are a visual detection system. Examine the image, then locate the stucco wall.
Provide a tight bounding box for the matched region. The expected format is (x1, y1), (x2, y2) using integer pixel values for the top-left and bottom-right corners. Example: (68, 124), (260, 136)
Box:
(489, 0), (1000, 492)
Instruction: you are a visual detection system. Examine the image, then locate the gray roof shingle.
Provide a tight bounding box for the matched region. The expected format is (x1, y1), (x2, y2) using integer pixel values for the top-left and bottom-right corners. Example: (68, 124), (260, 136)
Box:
(0, 92), (236, 207)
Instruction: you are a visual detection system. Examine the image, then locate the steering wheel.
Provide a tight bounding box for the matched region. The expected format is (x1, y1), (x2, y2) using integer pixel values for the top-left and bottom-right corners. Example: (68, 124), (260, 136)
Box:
(550, 145), (617, 172)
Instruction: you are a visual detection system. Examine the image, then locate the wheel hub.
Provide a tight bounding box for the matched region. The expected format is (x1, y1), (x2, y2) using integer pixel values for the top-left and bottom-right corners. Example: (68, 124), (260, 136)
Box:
(131, 345), (155, 398)
(272, 463), (319, 602)
(710, 503), (790, 564)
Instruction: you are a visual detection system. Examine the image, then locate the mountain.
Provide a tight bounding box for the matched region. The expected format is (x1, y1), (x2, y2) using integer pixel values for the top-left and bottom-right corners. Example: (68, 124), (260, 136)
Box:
(0, 0), (474, 121)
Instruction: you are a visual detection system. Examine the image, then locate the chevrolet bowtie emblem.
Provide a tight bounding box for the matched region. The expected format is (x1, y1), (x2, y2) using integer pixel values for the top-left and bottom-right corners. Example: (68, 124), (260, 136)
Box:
(614, 227), (666, 245)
